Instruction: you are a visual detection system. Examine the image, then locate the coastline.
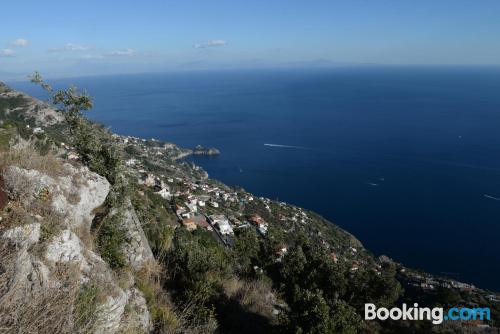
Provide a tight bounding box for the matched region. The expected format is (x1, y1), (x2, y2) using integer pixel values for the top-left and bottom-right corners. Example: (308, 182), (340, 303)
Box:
(1, 80), (499, 332)
(2, 80), (498, 294)
(7, 68), (500, 291)
(114, 132), (496, 296)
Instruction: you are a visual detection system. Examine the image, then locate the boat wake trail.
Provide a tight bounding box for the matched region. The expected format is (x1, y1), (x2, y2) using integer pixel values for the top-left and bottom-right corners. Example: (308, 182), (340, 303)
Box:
(264, 143), (311, 150)
(484, 194), (500, 201)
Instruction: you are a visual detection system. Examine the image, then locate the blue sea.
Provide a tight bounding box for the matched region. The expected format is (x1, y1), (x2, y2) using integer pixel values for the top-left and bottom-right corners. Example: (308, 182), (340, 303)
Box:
(10, 66), (500, 290)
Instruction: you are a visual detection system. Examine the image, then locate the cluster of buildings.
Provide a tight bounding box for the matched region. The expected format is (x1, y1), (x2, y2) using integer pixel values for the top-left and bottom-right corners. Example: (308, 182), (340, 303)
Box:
(404, 271), (477, 292)
(120, 139), (270, 246)
(138, 172), (172, 200)
(248, 214), (269, 235)
(116, 133), (369, 270)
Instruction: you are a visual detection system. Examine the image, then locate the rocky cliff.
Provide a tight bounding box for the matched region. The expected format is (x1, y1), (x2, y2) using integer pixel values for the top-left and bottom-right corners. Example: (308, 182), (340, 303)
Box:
(0, 149), (153, 333)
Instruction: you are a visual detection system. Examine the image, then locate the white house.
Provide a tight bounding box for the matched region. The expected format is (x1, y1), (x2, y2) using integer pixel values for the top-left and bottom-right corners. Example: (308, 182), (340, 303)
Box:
(181, 212), (192, 219)
(217, 221), (233, 235)
(156, 188), (171, 200)
(125, 158), (137, 166)
(210, 215), (233, 235)
(258, 223), (268, 235)
(186, 202), (197, 213)
(142, 174), (156, 187)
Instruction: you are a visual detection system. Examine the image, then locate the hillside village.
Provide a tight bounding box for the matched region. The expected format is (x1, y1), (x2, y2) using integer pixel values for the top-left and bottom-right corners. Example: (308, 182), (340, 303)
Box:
(109, 133), (367, 270)
(105, 131), (500, 302)
(86, 129), (500, 331)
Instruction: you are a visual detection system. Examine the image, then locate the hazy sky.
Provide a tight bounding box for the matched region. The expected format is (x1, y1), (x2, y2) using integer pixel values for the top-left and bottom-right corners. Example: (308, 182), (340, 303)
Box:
(1, 0), (500, 78)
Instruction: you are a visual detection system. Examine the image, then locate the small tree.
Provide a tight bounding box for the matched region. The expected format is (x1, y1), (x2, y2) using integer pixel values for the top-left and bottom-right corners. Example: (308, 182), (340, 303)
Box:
(30, 72), (122, 184)
(233, 227), (260, 273)
(30, 72), (91, 135)
(284, 289), (360, 334)
(168, 228), (232, 324)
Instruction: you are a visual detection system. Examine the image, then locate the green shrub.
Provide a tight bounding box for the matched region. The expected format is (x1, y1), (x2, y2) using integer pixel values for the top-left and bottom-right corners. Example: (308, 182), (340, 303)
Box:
(73, 121), (122, 184)
(74, 283), (103, 332)
(30, 72), (123, 185)
(0, 128), (14, 150)
(167, 228), (232, 325)
(94, 210), (127, 269)
(131, 187), (177, 257)
(137, 278), (180, 332)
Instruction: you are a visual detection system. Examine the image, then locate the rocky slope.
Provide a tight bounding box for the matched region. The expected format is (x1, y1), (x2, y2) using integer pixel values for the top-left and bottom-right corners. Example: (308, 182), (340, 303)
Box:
(0, 154), (153, 333)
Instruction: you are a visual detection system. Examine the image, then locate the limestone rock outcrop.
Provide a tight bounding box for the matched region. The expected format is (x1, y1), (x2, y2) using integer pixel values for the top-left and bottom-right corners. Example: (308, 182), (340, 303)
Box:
(0, 162), (153, 333)
(3, 163), (110, 229)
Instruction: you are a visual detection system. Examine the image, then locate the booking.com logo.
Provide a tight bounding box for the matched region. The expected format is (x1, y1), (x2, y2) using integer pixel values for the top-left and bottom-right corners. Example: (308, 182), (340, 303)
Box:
(365, 303), (491, 325)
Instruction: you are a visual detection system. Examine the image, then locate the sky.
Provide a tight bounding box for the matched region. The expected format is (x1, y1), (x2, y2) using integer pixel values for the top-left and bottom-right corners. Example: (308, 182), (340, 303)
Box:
(1, 0), (500, 79)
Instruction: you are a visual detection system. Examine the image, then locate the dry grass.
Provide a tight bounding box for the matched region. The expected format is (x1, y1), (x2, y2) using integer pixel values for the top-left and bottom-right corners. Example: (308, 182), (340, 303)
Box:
(223, 277), (277, 321)
(0, 203), (32, 232)
(135, 261), (180, 333)
(0, 145), (84, 235)
(0, 146), (68, 179)
(1, 166), (36, 206)
(66, 187), (82, 204)
(0, 145), (86, 209)
(134, 261), (220, 334)
(73, 222), (94, 249)
(0, 242), (100, 334)
(0, 146), (64, 211)
(0, 189), (65, 250)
